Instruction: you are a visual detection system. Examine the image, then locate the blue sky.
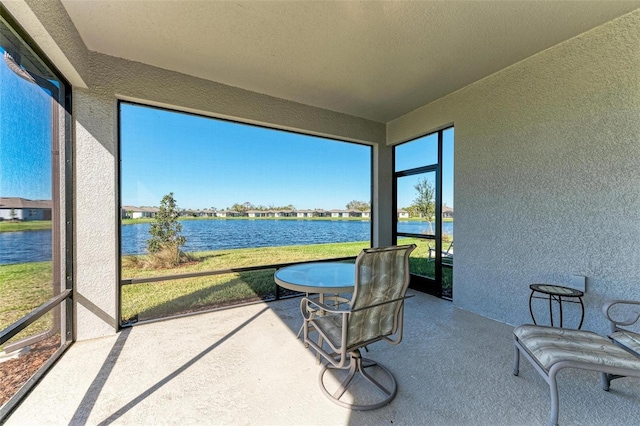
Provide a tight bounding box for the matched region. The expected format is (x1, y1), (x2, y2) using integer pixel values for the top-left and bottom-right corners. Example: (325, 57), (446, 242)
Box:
(120, 103), (372, 210)
(0, 47), (52, 201)
(121, 103), (453, 211)
(396, 128), (454, 209)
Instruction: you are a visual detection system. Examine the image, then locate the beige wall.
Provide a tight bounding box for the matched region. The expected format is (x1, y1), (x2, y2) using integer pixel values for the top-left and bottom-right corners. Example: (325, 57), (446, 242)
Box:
(389, 10), (640, 334)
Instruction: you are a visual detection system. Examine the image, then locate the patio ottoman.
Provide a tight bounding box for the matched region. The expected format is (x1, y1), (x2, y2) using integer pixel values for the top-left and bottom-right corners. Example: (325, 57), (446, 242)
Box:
(513, 324), (640, 426)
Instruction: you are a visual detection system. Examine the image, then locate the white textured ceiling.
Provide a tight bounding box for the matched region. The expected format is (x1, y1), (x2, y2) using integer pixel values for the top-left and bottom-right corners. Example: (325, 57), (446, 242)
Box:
(60, 1), (640, 123)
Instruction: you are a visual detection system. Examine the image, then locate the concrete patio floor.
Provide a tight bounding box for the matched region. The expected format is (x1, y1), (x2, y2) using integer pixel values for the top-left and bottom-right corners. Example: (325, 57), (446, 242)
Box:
(6, 291), (640, 425)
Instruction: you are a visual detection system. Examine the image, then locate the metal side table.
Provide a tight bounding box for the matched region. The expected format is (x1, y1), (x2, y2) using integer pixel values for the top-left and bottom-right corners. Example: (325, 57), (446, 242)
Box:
(529, 284), (584, 329)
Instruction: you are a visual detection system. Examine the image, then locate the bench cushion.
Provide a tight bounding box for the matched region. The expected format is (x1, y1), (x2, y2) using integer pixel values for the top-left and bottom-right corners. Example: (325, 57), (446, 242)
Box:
(514, 324), (640, 373)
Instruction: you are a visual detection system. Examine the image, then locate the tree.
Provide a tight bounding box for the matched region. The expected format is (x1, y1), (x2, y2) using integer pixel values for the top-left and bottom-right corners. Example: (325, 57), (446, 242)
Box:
(346, 200), (370, 211)
(403, 205), (419, 218)
(231, 202), (254, 215)
(9, 208), (16, 220)
(147, 193), (186, 254)
(413, 177), (436, 220)
(267, 203), (295, 211)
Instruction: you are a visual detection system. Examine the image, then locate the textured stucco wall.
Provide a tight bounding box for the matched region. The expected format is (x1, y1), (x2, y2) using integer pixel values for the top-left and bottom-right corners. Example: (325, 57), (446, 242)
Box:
(372, 143), (394, 247)
(73, 88), (119, 340)
(388, 10), (640, 334)
(90, 52), (385, 144)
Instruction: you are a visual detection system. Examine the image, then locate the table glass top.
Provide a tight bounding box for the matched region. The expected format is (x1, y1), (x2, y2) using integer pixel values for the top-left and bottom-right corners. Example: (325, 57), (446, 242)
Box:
(530, 284), (583, 296)
(274, 262), (355, 292)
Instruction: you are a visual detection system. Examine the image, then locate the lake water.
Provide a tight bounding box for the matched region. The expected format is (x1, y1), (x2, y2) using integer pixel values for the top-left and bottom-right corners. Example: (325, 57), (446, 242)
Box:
(0, 219), (453, 264)
(0, 229), (52, 265)
(121, 219), (372, 255)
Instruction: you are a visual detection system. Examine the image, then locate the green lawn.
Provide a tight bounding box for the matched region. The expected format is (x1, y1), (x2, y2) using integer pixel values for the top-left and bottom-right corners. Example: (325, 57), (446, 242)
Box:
(120, 238), (450, 322)
(120, 241), (370, 322)
(0, 261), (53, 349)
(121, 240), (370, 279)
(0, 220), (52, 233)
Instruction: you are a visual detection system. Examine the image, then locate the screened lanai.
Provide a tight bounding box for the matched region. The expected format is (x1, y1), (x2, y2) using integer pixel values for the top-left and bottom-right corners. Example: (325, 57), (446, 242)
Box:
(1, 1), (640, 423)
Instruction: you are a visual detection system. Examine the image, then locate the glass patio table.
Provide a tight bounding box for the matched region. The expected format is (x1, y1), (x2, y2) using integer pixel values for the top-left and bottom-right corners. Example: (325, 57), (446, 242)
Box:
(274, 262), (355, 296)
(274, 262), (355, 336)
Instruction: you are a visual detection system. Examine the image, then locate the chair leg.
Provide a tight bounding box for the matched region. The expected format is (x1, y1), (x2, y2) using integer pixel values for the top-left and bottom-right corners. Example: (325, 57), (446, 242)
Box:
(332, 351), (392, 399)
(549, 371), (560, 426)
(296, 324), (304, 339)
(332, 356), (358, 400)
(358, 357), (393, 397)
(315, 334), (324, 364)
(319, 349), (398, 411)
(600, 372), (611, 391)
(513, 344), (520, 376)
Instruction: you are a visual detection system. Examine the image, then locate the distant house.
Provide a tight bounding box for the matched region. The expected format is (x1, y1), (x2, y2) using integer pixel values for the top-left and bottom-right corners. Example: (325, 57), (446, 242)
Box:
(121, 206), (135, 219)
(121, 206), (162, 219)
(296, 210), (315, 218)
(0, 197), (52, 221)
(397, 209), (409, 219)
(191, 209), (212, 217)
(120, 206), (374, 220)
(218, 210), (241, 217)
(442, 205), (454, 219)
(273, 210), (295, 217)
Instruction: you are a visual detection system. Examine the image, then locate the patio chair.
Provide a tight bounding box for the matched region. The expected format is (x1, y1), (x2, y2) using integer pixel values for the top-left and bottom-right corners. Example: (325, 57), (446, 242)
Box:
(300, 244), (416, 410)
(513, 299), (640, 426)
(428, 240), (453, 264)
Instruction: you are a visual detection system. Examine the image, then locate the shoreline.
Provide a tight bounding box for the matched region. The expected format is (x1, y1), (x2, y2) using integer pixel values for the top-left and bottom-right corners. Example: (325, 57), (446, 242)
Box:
(1, 217), (453, 232)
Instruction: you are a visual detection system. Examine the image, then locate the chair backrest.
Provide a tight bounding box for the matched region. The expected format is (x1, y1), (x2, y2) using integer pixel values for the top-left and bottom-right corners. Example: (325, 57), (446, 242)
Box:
(347, 244), (416, 346)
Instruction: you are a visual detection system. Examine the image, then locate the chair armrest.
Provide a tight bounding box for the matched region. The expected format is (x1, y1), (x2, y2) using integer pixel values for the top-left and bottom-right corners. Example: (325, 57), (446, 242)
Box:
(603, 300), (640, 333)
(300, 297), (349, 320)
(301, 294), (413, 317)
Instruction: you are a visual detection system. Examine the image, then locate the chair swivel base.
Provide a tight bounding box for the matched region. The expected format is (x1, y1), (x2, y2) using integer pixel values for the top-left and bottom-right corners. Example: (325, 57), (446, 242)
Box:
(319, 350), (397, 411)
